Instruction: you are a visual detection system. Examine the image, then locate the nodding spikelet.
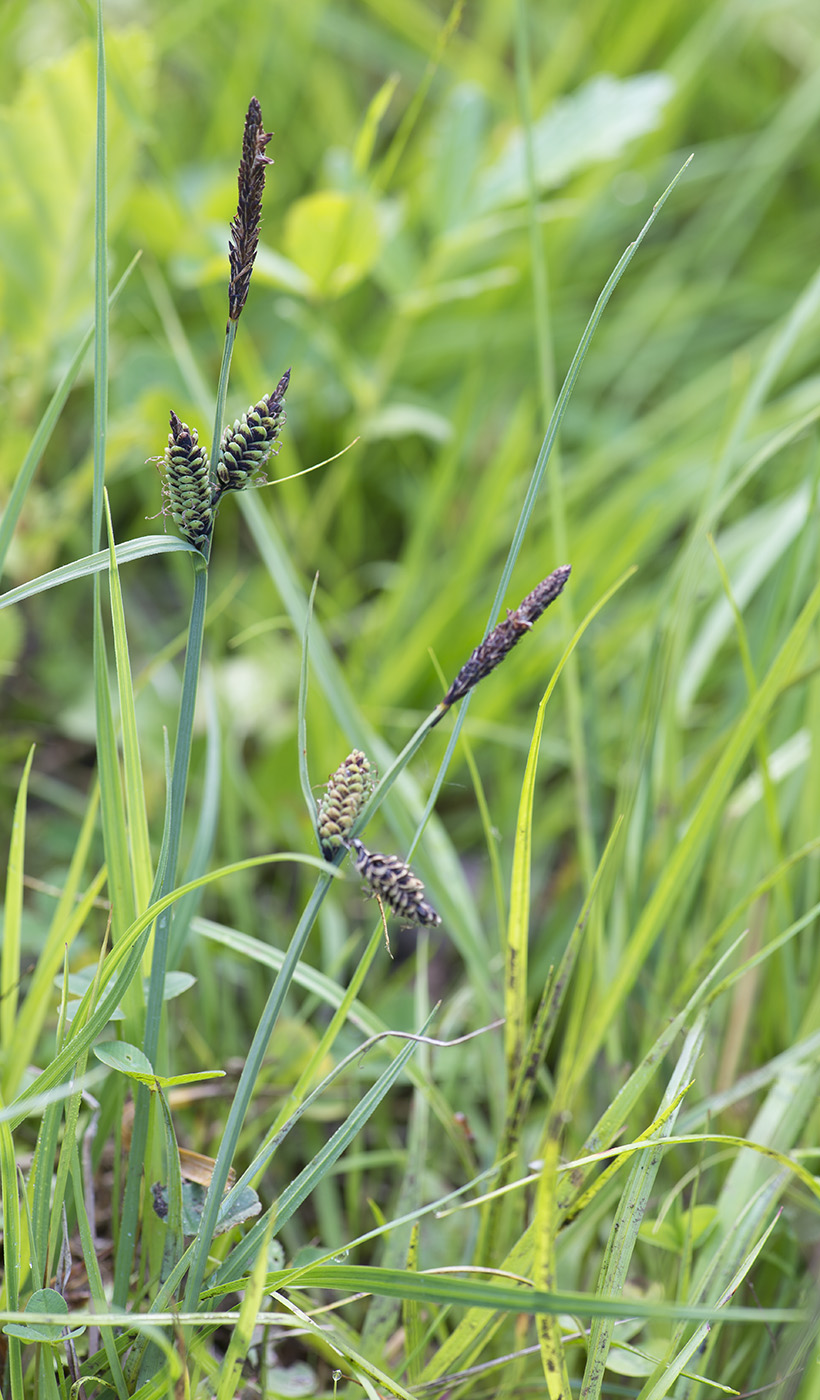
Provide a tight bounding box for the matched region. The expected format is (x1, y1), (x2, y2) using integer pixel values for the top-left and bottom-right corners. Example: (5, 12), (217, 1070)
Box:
(317, 749), (375, 858)
(213, 370), (290, 504)
(433, 565), (571, 723)
(228, 96), (274, 322)
(162, 411), (213, 553)
(349, 838), (441, 928)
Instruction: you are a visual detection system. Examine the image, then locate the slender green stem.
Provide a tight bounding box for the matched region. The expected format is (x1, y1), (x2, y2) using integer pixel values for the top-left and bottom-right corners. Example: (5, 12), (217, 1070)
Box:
(113, 314), (237, 1305)
(144, 559), (209, 1057)
(92, 0), (108, 556)
(208, 319), (239, 535)
(113, 557), (209, 1307)
(182, 872), (336, 1310)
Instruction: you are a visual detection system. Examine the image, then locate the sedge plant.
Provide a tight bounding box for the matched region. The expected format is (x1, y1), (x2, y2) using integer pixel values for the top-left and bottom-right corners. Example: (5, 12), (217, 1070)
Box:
(3, 4), (820, 1398)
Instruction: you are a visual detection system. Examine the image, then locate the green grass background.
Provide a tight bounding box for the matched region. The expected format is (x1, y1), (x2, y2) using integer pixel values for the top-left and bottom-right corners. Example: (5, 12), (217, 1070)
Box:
(2, 0), (820, 1395)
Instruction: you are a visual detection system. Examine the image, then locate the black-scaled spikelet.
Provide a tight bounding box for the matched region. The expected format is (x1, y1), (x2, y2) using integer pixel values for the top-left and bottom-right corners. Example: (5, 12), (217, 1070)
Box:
(162, 411), (213, 553)
(213, 370), (290, 504)
(317, 749), (374, 857)
(350, 839), (441, 928)
(228, 96), (274, 323)
(432, 565), (571, 723)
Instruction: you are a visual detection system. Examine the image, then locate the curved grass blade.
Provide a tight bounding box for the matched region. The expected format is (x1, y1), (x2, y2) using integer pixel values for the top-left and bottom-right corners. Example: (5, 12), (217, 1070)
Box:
(0, 536), (198, 612)
(298, 572), (319, 828)
(105, 493), (153, 911)
(7, 852), (339, 1131)
(485, 155), (693, 648)
(213, 1010), (436, 1290)
(70, 1146), (129, 1400)
(181, 869), (339, 1310)
(245, 1264), (801, 1327)
(0, 1112), (24, 1394)
(1, 744), (35, 1057)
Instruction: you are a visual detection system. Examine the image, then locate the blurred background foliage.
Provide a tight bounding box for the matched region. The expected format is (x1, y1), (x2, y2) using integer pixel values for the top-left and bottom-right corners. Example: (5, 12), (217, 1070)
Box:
(3, 0), (820, 1185)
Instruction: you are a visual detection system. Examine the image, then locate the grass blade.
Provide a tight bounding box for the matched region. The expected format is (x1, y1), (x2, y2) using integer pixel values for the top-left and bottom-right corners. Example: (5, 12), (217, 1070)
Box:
(580, 1017), (705, 1400)
(0, 1112), (24, 1394)
(1, 744), (34, 1056)
(0, 537), (197, 612)
(105, 492), (153, 910)
(576, 569), (820, 1078)
(214, 1010), (437, 1289)
(298, 572), (319, 828)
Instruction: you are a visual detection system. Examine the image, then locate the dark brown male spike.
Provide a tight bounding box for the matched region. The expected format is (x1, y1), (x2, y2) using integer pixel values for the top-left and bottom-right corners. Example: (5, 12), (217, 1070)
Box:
(432, 564), (571, 724)
(228, 96), (273, 323)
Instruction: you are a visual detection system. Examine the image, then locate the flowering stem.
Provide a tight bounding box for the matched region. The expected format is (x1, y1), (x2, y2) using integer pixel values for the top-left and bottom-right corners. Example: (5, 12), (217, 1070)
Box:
(208, 318), (239, 550)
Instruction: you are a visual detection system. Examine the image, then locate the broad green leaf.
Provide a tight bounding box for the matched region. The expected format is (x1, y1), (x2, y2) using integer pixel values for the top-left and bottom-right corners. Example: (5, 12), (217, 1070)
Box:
(0, 32), (154, 375)
(2, 1288), (85, 1344)
(151, 1180), (262, 1237)
(640, 1206), (719, 1253)
(477, 72), (675, 209)
(95, 1040), (154, 1077)
(283, 190), (384, 298)
(605, 1345), (659, 1378)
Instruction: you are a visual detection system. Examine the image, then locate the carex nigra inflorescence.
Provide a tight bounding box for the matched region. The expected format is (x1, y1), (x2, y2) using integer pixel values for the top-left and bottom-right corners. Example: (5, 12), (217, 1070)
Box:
(213, 371), (291, 506)
(228, 96), (274, 324)
(157, 96), (291, 554)
(433, 565), (571, 723)
(317, 749), (375, 858)
(161, 412), (214, 554)
(349, 838), (441, 928)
